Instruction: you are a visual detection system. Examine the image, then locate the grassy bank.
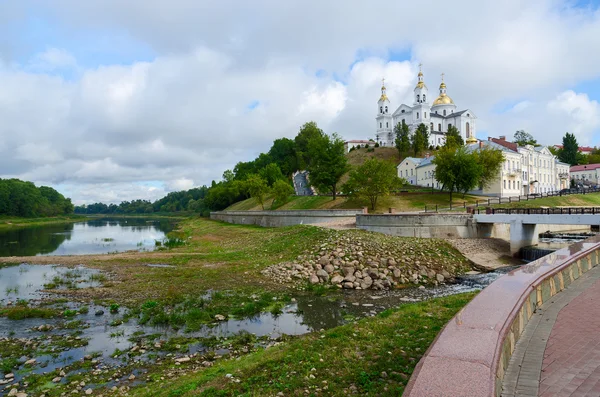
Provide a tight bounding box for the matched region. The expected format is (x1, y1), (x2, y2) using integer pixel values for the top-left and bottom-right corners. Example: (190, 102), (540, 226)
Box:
(133, 292), (476, 397)
(226, 192), (480, 213)
(0, 214), (86, 229)
(494, 192), (600, 209)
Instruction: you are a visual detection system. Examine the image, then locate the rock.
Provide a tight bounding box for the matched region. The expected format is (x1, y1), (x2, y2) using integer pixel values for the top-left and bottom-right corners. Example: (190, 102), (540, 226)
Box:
(309, 274), (320, 284)
(52, 377), (62, 383)
(392, 269), (402, 278)
(418, 285), (426, 289)
(318, 256), (330, 266)
(436, 274), (445, 283)
(128, 375), (135, 381)
(330, 275), (344, 284)
(175, 357), (191, 363)
(201, 361), (213, 367)
(442, 270), (452, 279)
(316, 269), (329, 281)
(8, 389), (17, 397)
(342, 282), (354, 289)
(214, 314), (226, 321)
(343, 275), (356, 283)
(16, 394), (27, 397)
(95, 310), (104, 316)
(360, 276), (373, 289)
(5, 373), (14, 380)
(387, 258), (397, 266)
(342, 267), (355, 277)
(324, 264), (335, 274)
(85, 389), (92, 395)
(24, 359), (36, 366)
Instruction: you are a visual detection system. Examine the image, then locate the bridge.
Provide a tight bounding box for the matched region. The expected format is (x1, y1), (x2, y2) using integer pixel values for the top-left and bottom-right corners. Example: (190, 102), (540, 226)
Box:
(474, 207), (600, 254)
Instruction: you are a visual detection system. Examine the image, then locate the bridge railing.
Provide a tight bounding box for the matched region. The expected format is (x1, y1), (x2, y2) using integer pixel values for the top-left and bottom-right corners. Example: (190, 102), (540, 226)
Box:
(476, 207), (600, 215)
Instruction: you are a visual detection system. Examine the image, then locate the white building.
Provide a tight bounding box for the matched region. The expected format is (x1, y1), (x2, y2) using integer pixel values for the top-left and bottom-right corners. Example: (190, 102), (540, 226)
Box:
(375, 66), (477, 149)
(571, 164), (600, 186)
(397, 157), (425, 185)
(344, 140), (374, 153)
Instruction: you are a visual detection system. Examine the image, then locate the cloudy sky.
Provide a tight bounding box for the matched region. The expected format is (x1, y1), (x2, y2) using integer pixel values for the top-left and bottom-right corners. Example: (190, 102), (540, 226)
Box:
(1, 1), (600, 204)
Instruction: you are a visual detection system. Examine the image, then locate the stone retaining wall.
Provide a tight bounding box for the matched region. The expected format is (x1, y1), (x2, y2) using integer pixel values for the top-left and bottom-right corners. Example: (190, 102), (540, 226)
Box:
(356, 213), (477, 238)
(210, 210), (362, 227)
(404, 235), (600, 397)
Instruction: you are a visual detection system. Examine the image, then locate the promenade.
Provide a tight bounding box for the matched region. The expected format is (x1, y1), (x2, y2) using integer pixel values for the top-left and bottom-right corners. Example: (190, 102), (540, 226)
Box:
(502, 264), (600, 396)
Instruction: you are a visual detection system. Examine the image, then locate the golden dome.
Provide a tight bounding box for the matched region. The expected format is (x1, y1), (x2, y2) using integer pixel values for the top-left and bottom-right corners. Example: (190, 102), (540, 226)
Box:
(379, 93), (389, 102)
(432, 93), (454, 105)
(466, 135), (477, 144)
(440, 81), (446, 89)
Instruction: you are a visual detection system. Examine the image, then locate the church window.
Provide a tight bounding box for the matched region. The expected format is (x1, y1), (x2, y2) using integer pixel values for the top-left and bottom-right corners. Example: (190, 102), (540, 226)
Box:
(443, 109), (447, 116)
(402, 119), (405, 124)
(504, 180), (506, 189)
(386, 122), (389, 128)
(401, 109), (405, 113)
(423, 94), (426, 102)
(385, 106), (388, 113)
(411, 169), (413, 176)
(430, 123), (434, 131)
(466, 122), (470, 137)
(416, 112), (419, 119)
(400, 171), (403, 177)
(380, 123), (382, 128)
(380, 106), (383, 114)
(438, 123), (441, 131)
(467, 113), (470, 117)
(424, 112), (427, 118)
(417, 94), (420, 102)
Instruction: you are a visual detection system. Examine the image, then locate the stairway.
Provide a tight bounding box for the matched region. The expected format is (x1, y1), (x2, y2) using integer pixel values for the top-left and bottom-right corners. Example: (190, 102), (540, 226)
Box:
(293, 171), (314, 196)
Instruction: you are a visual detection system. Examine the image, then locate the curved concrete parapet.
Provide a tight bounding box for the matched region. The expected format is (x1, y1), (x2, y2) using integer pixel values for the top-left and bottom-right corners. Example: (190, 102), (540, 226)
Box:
(210, 209), (363, 227)
(404, 236), (600, 397)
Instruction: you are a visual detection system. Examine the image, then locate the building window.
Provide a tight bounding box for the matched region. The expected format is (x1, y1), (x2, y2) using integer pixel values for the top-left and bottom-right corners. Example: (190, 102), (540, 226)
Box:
(438, 123), (442, 131)
(417, 94), (420, 102)
(386, 122), (388, 128)
(430, 123), (434, 131)
(400, 171), (403, 177)
(443, 109), (447, 116)
(424, 112), (427, 118)
(402, 119), (405, 124)
(417, 112), (419, 119)
(385, 106), (388, 113)
(503, 180), (506, 189)
(380, 123), (382, 128)
(411, 169), (413, 176)
(380, 106), (383, 114)
(423, 94), (426, 102)
(466, 122), (470, 137)
(401, 109), (405, 113)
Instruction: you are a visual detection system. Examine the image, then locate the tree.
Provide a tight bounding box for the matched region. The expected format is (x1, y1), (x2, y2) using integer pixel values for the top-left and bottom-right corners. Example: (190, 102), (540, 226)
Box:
(243, 174), (270, 210)
(411, 123), (429, 155)
(307, 133), (349, 200)
(474, 146), (505, 190)
(295, 121), (325, 170)
(259, 163), (285, 186)
(268, 138), (299, 176)
(445, 125), (464, 148)
(271, 179), (295, 209)
(342, 158), (402, 210)
(433, 147), (482, 201)
(514, 130), (539, 146)
(559, 132), (579, 166)
(394, 121), (411, 154)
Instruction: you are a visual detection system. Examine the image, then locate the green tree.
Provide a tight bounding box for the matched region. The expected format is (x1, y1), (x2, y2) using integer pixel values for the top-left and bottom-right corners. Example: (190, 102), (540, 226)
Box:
(445, 125), (464, 148)
(243, 174), (270, 210)
(394, 121), (411, 154)
(295, 121), (325, 170)
(514, 130), (539, 146)
(342, 158), (402, 210)
(432, 147), (482, 201)
(259, 163), (285, 186)
(474, 146), (505, 190)
(559, 132), (579, 166)
(271, 179), (295, 209)
(307, 133), (349, 200)
(411, 123), (429, 155)
(268, 138), (299, 176)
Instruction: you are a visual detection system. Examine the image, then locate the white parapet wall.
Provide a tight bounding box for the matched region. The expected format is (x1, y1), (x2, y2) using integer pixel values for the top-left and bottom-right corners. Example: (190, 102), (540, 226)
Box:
(210, 210), (362, 227)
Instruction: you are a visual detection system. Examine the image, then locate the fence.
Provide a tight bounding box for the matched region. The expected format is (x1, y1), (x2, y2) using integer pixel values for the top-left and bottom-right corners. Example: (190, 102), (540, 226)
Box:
(476, 207), (600, 215)
(424, 187), (600, 213)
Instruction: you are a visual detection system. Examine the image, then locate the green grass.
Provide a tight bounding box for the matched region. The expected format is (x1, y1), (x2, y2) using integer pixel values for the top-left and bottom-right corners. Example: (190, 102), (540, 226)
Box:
(493, 192), (600, 209)
(0, 306), (59, 320)
(132, 292), (476, 397)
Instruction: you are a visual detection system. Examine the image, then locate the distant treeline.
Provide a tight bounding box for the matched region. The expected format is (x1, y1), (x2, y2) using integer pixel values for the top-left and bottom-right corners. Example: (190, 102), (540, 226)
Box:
(76, 121), (334, 215)
(0, 178), (74, 217)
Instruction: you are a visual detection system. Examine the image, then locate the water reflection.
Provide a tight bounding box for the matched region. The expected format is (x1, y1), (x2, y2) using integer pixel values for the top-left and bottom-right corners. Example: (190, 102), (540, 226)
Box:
(0, 218), (175, 256)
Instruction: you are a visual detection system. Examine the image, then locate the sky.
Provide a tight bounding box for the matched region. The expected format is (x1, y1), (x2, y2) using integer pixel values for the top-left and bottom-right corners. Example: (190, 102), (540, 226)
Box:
(1, 0), (600, 204)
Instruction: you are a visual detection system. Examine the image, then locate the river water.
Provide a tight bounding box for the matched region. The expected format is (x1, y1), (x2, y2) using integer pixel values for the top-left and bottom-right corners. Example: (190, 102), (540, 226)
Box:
(0, 218), (174, 256)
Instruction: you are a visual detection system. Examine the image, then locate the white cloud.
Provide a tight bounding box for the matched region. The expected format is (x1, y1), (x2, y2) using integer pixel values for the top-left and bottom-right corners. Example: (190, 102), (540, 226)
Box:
(548, 90), (600, 143)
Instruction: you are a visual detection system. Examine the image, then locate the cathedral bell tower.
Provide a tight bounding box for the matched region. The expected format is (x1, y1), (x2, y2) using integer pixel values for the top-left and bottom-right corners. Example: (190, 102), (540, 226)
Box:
(412, 64), (431, 133)
(375, 78), (393, 146)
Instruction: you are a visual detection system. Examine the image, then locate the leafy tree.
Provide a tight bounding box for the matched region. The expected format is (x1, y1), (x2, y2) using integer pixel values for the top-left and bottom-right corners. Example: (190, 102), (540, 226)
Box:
(394, 121), (411, 154)
(433, 147), (482, 201)
(268, 138), (299, 176)
(0, 179), (73, 217)
(411, 123), (429, 155)
(295, 121), (325, 170)
(243, 174), (270, 210)
(259, 163), (285, 186)
(474, 146), (505, 189)
(342, 158), (402, 210)
(307, 133), (349, 200)
(514, 130), (539, 146)
(445, 125), (464, 148)
(559, 132), (580, 166)
(271, 179), (295, 209)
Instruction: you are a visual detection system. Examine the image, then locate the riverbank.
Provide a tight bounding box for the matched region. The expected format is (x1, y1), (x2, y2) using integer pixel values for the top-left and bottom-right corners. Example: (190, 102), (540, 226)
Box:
(0, 218), (478, 397)
(0, 215), (86, 230)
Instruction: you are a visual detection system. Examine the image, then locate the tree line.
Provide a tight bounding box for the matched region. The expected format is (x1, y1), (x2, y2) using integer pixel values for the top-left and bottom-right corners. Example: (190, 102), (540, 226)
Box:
(0, 178), (74, 217)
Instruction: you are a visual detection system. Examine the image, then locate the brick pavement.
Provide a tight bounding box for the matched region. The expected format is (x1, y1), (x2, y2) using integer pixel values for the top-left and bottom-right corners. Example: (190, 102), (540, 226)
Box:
(502, 265), (600, 397)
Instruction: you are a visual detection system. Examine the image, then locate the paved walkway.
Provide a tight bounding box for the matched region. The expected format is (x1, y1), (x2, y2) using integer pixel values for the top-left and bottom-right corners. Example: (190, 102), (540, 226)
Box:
(502, 265), (600, 397)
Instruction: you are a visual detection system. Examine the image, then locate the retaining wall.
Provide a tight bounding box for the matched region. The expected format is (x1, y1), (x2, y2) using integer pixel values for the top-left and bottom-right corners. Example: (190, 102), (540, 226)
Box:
(404, 235), (600, 397)
(210, 210), (362, 227)
(356, 213), (477, 238)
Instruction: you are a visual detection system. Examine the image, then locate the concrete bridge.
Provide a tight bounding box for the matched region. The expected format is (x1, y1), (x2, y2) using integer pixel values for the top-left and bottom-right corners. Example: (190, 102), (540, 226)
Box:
(474, 208), (600, 254)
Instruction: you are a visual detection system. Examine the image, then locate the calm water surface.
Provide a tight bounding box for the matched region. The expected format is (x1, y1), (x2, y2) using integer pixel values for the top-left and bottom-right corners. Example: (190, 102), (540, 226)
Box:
(0, 218), (175, 256)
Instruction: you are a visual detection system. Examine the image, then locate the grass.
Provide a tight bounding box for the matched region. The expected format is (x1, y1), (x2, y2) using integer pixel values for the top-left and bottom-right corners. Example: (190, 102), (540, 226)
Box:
(0, 306), (59, 320)
(0, 214), (86, 230)
(493, 191), (600, 209)
(133, 292), (476, 397)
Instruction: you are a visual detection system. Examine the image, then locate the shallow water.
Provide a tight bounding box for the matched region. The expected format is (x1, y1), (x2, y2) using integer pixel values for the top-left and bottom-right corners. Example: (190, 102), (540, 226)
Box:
(0, 218), (174, 256)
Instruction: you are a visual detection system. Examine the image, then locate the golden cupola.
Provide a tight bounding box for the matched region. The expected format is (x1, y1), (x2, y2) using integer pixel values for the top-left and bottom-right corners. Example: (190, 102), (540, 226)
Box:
(432, 73), (455, 106)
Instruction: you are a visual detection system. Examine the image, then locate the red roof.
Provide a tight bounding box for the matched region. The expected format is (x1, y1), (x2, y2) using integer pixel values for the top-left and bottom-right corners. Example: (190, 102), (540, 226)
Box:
(489, 137), (518, 152)
(570, 164), (600, 172)
(554, 145), (595, 153)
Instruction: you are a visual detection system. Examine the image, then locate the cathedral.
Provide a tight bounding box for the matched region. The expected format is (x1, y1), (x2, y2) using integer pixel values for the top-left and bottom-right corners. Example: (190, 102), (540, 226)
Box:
(375, 66), (477, 148)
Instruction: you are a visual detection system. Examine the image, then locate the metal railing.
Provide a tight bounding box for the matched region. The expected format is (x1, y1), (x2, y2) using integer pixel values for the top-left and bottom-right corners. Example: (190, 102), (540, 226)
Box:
(476, 207), (600, 215)
(423, 187), (600, 213)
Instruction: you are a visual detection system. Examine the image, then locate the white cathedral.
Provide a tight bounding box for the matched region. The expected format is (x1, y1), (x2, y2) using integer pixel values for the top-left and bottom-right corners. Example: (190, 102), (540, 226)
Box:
(375, 66), (477, 148)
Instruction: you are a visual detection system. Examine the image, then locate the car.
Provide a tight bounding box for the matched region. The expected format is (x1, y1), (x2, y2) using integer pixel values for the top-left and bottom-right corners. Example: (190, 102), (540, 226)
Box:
(559, 188), (571, 194)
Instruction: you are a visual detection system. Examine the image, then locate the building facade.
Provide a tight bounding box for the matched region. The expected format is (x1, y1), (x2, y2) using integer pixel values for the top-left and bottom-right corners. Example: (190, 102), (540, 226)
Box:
(571, 164), (600, 186)
(375, 66), (477, 149)
(397, 157), (425, 185)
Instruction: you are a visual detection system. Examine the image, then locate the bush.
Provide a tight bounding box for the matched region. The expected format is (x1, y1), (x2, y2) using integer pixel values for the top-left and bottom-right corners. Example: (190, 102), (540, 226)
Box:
(374, 142), (380, 148)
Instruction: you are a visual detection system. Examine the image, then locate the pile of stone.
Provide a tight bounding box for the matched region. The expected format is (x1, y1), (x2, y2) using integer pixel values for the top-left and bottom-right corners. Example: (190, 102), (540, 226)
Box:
(262, 230), (469, 290)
